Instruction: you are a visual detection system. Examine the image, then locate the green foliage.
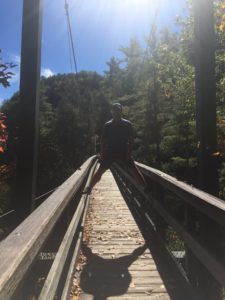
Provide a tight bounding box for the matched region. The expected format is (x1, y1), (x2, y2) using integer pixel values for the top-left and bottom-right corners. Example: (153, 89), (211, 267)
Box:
(166, 226), (184, 252)
(0, 50), (16, 88)
(1, 0), (225, 199)
(219, 163), (225, 199)
(1, 71), (111, 195)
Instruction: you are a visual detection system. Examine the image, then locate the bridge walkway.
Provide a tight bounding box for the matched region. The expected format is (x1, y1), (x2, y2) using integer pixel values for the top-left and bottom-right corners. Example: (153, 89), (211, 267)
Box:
(71, 171), (174, 300)
(0, 158), (224, 300)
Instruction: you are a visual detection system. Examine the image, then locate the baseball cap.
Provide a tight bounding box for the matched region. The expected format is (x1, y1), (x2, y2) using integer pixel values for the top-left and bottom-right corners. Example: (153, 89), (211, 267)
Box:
(112, 103), (122, 111)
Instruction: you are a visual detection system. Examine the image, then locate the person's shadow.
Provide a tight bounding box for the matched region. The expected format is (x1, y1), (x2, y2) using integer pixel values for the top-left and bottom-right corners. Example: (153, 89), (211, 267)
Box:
(80, 243), (147, 300)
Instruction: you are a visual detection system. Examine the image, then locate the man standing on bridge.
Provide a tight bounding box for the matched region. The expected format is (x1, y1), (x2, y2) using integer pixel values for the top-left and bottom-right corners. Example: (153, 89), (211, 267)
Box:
(84, 102), (146, 193)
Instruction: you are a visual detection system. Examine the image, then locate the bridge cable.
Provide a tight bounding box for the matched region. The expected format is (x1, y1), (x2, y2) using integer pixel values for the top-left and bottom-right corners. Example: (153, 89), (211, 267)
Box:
(65, 0), (78, 74)
(66, 14), (73, 73)
(34, 186), (59, 202)
(0, 209), (15, 220)
(0, 187), (59, 218)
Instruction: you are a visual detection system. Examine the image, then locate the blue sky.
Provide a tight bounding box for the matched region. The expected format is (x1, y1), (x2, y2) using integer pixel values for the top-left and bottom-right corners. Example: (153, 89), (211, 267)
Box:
(0, 0), (186, 103)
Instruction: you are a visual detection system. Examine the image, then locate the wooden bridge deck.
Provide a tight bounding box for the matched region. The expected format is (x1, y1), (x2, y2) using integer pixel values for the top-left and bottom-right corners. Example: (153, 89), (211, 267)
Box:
(71, 170), (170, 300)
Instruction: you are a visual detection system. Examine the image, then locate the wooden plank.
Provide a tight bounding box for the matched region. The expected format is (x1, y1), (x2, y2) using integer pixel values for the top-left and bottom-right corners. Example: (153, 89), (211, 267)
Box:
(16, 0), (43, 216)
(60, 232), (83, 300)
(79, 292), (170, 300)
(193, 0), (218, 195)
(152, 192), (225, 286)
(38, 197), (85, 299)
(71, 171), (171, 299)
(114, 163), (225, 287)
(0, 156), (96, 300)
(107, 296), (169, 300)
(136, 162), (225, 227)
(61, 161), (98, 300)
(61, 195), (90, 300)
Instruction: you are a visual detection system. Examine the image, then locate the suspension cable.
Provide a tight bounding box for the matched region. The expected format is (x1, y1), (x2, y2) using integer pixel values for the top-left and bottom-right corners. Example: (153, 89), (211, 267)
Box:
(65, 0), (78, 74)
(0, 186), (58, 220)
(35, 186), (59, 202)
(0, 209), (15, 220)
(66, 13), (73, 73)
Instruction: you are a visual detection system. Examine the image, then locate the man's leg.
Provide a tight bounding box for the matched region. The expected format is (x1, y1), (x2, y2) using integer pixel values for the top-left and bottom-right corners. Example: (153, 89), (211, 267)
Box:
(83, 164), (107, 194)
(128, 164), (146, 187)
(90, 165), (107, 189)
(121, 158), (146, 187)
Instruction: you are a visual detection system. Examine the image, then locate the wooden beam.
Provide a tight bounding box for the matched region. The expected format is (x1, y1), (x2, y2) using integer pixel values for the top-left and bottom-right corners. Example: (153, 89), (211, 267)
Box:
(39, 161), (98, 300)
(136, 162), (225, 226)
(193, 2), (222, 297)
(135, 162), (224, 299)
(38, 197), (85, 300)
(113, 163), (225, 287)
(193, 0), (218, 196)
(0, 157), (96, 300)
(16, 0), (43, 217)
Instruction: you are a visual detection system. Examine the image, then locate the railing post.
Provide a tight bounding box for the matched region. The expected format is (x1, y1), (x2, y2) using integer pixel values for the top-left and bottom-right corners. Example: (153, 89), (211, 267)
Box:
(184, 206), (199, 288)
(194, 1), (218, 195)
(193, 0), (223, 298)
(16, 0), (43, 219)
(153, 182), (166, 241)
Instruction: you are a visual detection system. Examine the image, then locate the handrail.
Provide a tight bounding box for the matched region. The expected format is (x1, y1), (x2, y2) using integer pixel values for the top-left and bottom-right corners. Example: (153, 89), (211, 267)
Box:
(0, 155), (97, 300)
(112, 162), (225, 299)
(38, 159), (98, 300)
(136, 162), (225, 227)
(1, 158), (224, 299)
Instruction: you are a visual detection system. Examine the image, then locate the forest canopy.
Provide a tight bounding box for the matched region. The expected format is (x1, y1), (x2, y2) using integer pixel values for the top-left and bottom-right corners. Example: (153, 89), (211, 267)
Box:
(1, 0), (225, 217)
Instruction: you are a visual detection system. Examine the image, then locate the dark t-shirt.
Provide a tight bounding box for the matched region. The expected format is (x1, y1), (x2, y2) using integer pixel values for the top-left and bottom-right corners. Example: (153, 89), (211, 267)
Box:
(102, 118), (133, 160)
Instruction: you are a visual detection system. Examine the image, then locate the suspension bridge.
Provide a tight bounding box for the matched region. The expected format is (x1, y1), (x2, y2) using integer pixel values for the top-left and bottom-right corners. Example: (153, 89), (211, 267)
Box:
(0, 157), (225, 299)
(0, 0), (225, 299)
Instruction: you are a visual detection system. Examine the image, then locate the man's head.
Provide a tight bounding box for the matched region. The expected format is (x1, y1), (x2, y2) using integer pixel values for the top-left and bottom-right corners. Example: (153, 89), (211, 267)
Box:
(111, 102), (122, 121)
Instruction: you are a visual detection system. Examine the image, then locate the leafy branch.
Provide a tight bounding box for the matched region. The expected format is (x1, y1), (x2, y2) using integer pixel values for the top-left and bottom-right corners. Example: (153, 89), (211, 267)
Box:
(0, 49), (16, 88)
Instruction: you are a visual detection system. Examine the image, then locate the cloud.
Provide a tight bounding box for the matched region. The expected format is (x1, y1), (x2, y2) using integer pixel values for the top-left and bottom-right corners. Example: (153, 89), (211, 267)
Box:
(7, 67), (55, 85)
(3, 53), (54, 85)
(41, 68), (55, 78)
(9, 72), (20, 84)
(10, 54), (21, 65)
(7, 53), (21, 85)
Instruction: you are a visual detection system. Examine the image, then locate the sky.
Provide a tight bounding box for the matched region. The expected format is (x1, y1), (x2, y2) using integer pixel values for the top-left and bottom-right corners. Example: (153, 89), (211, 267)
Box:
(0, 0), (186, 103)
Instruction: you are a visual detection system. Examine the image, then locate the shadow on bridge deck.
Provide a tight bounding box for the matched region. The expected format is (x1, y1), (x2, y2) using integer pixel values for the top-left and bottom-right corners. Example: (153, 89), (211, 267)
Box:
(79, 244), (147, 300)
(71, 171), (192, 300)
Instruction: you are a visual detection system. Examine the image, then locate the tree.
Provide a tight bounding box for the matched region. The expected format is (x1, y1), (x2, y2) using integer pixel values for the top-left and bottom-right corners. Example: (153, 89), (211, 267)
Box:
(0, 50), (16, 88)
(104, 57), (125, 98)
(0, 50), (16, 153)
(0, 112), (7, 153)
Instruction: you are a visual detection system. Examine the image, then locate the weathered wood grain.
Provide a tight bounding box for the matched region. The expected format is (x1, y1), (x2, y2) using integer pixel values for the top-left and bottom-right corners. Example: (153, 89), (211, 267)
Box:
(136, 162), (225, 227)
(0, 156), (96, 300)
(114, 163), (225, 288)
(38, 197), (85, 299)
(72, 171), (170, 300)
(60, 162), (98, 300)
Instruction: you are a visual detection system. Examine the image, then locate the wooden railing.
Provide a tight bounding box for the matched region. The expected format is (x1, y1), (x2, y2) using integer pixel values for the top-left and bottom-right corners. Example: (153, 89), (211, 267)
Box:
(1, 157), (225, 300)
(0, 156), (97, 300)
(112, 162), (225, 300)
